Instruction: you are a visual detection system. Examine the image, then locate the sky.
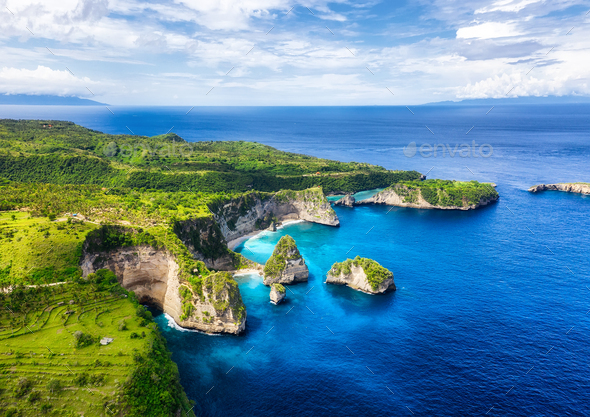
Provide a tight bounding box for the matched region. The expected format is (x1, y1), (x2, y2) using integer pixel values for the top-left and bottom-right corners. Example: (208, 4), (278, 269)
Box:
(0, 0), (589, 105)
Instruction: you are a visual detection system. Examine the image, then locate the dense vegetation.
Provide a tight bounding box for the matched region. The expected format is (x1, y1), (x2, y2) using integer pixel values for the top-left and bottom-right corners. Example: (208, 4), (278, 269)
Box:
(263, 235), (302, 279)
(0, 119), (422, 194)
(330, 256), (393, 291)
(389, 179), (498, 207)
(0, 275), (195, 416)
(0, 119), (426, 414)
(272, 283), (286, 294)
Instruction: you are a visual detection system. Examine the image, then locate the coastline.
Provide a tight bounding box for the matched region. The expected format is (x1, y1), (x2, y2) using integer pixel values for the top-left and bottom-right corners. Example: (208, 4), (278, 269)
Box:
(233, 268), (263, 277)
(227, 219), (306, 250)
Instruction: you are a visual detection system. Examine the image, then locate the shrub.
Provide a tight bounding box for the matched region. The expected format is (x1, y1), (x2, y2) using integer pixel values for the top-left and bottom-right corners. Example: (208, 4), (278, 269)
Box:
(118, 320), (127, 331)
(13, 378), (32, 398)
(4, 407), (19, 417)
(136, 305), (152, 321)
(73, 330), (95, 348)
(46, 379), (62, 394)
(27, 390), (41, 403)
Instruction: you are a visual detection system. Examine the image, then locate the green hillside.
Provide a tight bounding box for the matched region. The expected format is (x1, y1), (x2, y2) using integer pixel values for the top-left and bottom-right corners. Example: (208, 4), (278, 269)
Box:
(0, 119), (422, 194)
(0, 275), (195, 416)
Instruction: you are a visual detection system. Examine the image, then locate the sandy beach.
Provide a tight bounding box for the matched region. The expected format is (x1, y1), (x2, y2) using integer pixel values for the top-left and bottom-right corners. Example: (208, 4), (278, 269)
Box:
(227, 219), (306, 250)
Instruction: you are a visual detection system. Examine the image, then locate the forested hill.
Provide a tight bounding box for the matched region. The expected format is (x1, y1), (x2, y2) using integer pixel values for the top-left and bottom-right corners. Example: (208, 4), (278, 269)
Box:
(0, 119), (421, 193)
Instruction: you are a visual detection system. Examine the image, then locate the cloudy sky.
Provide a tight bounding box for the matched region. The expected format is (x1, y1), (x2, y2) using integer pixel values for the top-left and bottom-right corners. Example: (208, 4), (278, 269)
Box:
(1, 0), (589, 105)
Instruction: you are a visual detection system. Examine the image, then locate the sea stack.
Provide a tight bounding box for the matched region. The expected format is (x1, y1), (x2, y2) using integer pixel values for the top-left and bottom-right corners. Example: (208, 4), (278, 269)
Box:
(334, 194), (356, 207)
(270, 283), (286, 304)
(263, 235), (309, 285)
(326, 256), (395, 294)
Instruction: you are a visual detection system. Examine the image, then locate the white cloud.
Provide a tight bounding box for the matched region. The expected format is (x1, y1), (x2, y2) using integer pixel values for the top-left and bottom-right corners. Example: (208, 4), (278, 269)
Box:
(173, 0), (288, 30)
(0, 65), (98, 96)
(0, 0), (589, 105)
(475, 0), (541, 14)
(456, 22), (523, 39)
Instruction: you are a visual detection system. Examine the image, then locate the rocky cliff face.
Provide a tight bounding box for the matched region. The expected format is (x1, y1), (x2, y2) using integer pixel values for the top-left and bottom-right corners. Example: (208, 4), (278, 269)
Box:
(270, 283), (286, 304)
(214, 188), (339, 244)
(171, 188), (339, 271)
(358, 186), (498, 210)
(326, 257), (395, 294)
(80, 245), (246, 334)
(529, 183), (590, 194)
(334, 194), (356, 207)
(172, 217), (238, 271)
(177, 272), (246, 335)
(263, 235), (309, 286)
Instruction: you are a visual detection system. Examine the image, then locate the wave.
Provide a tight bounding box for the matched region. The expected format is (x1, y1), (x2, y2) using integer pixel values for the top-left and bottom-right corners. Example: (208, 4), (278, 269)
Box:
(161, 313), (223, 336)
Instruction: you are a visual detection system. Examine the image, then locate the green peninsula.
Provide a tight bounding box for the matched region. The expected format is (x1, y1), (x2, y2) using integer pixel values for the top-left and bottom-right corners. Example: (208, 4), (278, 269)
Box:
(357, 179), (498, 210)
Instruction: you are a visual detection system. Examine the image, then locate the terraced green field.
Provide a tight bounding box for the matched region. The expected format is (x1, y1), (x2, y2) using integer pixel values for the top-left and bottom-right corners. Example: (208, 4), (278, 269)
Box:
(0, 211), (97, 286)
(0, 280), (195, 416)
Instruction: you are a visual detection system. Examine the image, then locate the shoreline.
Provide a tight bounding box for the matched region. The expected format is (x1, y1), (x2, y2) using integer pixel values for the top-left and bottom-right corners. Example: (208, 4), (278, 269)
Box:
(233, 268), (263, 277)
(227, 219), (306, 250)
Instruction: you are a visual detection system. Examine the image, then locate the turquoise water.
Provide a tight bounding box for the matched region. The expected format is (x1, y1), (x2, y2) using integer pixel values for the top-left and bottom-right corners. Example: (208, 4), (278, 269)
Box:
(154, 191), (590, 416)
(4, 104), (590, 415)
(327, 188), (385, 202)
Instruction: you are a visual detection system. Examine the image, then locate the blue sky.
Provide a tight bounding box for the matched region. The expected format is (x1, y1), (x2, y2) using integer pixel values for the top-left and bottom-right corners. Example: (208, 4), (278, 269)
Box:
(0, 0), (588, 105)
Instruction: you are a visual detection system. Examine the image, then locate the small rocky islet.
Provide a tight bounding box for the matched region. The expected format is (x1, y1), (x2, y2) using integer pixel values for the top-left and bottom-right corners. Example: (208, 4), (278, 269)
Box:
(326, 256), (395, 294)
(270, 283), (286, 304)
(263, 235), (309, 286)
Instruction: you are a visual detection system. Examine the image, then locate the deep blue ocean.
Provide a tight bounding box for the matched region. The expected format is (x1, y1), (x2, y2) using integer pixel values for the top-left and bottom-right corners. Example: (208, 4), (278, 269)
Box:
(2, 105), (589, 416)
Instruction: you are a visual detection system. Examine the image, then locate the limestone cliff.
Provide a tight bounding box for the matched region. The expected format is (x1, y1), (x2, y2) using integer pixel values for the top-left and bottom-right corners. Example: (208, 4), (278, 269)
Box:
(357, 183), (498, 211)
(263, 235), (309, 286)
(529, 183), (590, 194)
(177, 272), (246, 335)
(213, 188), (339, 245)
(172, 217), (250, 271)
(326, 256), (395, 294)
(171, 188), (339, 271)
(80, 244), (246, 335)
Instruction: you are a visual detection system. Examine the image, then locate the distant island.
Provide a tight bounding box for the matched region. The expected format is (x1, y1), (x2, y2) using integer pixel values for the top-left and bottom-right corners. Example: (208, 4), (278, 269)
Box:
(0, 94), (106, 106)
(529, 183), (590, 195)
(424, 95), (590, 106)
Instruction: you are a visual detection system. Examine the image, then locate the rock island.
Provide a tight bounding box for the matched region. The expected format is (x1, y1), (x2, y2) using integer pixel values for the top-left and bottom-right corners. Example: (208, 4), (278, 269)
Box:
(326, 256), (395, 294)
(263, 235), (309, 285)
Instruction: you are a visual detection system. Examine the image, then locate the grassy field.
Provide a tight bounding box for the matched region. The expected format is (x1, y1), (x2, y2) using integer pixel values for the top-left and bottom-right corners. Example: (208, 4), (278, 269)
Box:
(0, 211), (97, 286)
(0, 278), (195, 416)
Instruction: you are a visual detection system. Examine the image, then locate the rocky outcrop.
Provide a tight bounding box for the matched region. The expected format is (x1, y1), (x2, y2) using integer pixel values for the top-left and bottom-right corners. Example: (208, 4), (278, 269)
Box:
(270, 283), (286, 304)
(172, 217), (239, 271)
(529, 183), (590, 194)
(326, 256), (395, 294)
(334, 194), (355, 207)
(177, 272), (246, 335)
(214, 188), (339, 245)
(357, 183), (498, 211)
(171, 188), (339, 270)
(80, 245), (246, 335)
(263, 235), (309, 285)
